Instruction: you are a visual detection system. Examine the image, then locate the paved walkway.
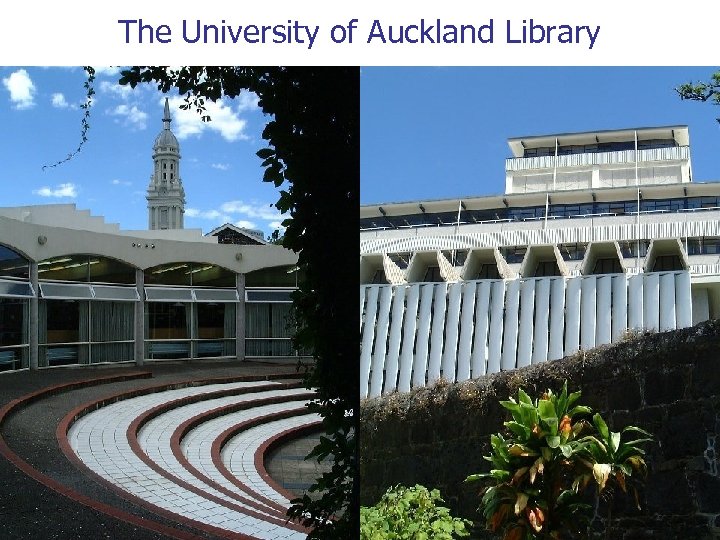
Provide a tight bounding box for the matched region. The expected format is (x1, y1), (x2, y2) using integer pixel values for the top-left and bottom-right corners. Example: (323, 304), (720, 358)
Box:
(0, 359), (321, 539)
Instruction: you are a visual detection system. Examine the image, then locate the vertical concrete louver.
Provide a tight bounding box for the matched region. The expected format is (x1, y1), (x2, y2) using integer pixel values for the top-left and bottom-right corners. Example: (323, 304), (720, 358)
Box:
(360, 271), (694, 398)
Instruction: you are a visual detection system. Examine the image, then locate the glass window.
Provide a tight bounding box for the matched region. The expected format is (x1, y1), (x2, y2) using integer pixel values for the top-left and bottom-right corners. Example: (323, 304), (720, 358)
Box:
(534, 261), (561, 277)
(246, 289), (294, 302)
(0, 298), (26, 346)
(652, 255), (683, 272)
(197, 303), (225, 339)
(43, 300), (80, 343)
(475, 264), (501, 280)
(146, 302), (188, 339)
(145, 261), (236, 287)
(187, 264), (236, 287)
(245, 302), (294, 356)
(145, 287), (194, 302)
(38, 255), (135, 283)
(591, 258), (623, 275)
(0, 245), (29, 280)
(558, 243), (587, 261)
(619, 240), (649, 258)
(194, 288), (238, 302)
(0, 280), (34, 298)
(422, 266), (443, 283)
(145, 263), (191, 286)
(245, 265), (299, 287)
(501, 246), (527, 264)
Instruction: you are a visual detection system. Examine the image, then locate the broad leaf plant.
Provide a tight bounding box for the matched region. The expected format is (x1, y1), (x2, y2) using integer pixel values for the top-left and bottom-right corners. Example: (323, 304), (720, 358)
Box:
(466, 382), (652, 540)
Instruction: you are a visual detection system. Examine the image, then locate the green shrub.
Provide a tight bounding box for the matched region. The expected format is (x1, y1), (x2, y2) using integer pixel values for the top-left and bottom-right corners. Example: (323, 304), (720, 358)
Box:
(466, 381), (653, 539)
(360, 484), (471, 540)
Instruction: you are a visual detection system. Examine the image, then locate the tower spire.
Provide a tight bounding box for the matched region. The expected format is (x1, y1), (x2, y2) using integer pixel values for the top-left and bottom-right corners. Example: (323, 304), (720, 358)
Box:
(163, 97), (171, 129)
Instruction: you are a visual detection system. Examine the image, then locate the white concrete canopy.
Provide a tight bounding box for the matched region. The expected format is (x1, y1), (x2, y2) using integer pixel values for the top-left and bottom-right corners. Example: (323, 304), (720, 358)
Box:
(461, 247), (515, 280)
(644, 238), (689, 273)
(581, 241), (625, 275)
(520, 245), (568, 278)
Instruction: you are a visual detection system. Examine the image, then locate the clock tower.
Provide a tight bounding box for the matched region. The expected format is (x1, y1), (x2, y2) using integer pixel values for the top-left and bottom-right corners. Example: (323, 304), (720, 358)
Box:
(147, 98), (185, 230)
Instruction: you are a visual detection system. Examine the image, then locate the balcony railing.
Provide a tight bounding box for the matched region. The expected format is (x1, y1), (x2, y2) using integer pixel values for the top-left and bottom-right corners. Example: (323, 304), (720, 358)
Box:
(505, 146), (689, 172)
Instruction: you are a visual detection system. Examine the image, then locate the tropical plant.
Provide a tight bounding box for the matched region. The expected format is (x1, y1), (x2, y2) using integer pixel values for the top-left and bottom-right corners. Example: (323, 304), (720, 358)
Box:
(360, 484), (471, 540)
(466, 382), (653, 540)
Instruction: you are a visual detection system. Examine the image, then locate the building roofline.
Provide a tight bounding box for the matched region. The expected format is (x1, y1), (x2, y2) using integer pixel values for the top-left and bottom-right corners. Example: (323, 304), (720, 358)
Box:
(507, 125), (689, 157)
(360, 180), (720, 219)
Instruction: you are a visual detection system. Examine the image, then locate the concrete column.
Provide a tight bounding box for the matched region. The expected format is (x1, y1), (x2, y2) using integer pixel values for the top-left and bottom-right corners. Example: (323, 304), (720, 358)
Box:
(236, 273), (246, 361)
(29, 262), (38, 370)
(189, 303), (197, 359)
(134, 269), (145, 366)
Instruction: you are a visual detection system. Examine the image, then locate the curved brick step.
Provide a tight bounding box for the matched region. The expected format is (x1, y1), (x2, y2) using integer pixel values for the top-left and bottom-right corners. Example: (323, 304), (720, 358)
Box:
(62, 380), (317, 539)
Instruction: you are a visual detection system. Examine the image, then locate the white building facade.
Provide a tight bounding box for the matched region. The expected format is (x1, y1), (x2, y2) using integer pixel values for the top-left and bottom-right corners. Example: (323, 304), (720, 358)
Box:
(0, 102), (300, 372)
(360, 126), (719, 398)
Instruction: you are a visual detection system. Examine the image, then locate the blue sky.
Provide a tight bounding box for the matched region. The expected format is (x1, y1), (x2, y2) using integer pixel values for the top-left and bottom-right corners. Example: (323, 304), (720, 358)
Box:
(0, 67), (286, 236)
(361, 67), (720, 205)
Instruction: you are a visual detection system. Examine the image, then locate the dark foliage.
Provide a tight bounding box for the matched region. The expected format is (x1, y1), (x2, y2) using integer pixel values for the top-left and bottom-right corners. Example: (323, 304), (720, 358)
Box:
(118, 67), (359, 538)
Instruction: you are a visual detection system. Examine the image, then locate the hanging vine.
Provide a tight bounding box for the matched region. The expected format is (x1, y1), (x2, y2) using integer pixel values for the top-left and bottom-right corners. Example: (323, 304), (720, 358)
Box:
(42, 66), (96, 170)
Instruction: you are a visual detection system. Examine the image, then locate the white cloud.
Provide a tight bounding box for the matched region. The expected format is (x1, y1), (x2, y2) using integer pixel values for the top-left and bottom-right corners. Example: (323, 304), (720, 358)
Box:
(186, 200), (284, 232)
(111, 179), (132, 186)
(3, 69), (36, 109)
(269, 221), (287, 231)
(185, 208), (232, 222)
(211, 163), (230, 171)
(108, 104), (148, 130)
(219, 200), (283, 221)
(234, 220), (258, 230)
(33, 183), (78, 198)
(99, 80), (134, 100)
(167, 96), (249, 142)
(51, 93), (69, 108)
(237, 91), (260, 112)
(93, 67), (123, 77)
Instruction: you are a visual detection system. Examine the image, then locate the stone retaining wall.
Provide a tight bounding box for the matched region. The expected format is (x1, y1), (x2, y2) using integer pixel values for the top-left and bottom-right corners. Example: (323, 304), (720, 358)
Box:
(360, 320), (720, 539)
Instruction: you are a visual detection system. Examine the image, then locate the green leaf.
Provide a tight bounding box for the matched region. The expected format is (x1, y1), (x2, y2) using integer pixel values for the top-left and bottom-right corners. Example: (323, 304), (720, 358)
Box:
(568, 405), (592, 418)
(593, 413), (610, 440)
(622, 425), (653, 438)
(518, 388), (533, 405)
(538, 399), (557, 423)
(560, 444), (573, 458)
(610, 431), (621, 454)
(505, 421), (531, 439)
(546, 435), (561, 448)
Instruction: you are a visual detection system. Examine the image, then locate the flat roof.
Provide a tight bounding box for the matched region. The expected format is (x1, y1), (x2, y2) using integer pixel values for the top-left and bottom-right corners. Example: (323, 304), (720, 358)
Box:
(360, 180), (720, 219)
(507, 126), (689, 157)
